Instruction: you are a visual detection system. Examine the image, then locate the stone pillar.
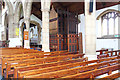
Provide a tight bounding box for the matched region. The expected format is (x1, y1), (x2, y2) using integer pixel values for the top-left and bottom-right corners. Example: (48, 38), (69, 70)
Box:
(84, 0), (97, 60)
(8, 14), (14, 38)
(8, 14), (22, 47)
(24, 18), (30, 49)
(13, 23), (19, 38)
(41, 0), (50, 52)
(8, 14), (18, 47)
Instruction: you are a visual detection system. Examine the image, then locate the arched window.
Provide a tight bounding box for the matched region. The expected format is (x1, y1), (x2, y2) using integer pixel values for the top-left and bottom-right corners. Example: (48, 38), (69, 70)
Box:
(102, 11), (120, 36)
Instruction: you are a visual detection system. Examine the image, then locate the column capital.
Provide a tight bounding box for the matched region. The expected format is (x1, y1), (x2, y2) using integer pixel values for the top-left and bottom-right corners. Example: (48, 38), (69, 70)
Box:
(41, 0), (51, 12)
(41, 9), (50, 12)
(24, 18), (30, 21)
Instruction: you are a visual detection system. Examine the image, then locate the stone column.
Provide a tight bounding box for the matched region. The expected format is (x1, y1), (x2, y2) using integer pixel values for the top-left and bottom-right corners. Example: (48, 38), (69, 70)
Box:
(24, 18), (30, 49)
(8, 14), (14, 38)
(8, 13), (22, 47)
(8, 14), (17, 47)
(41, 0), (50, 52)
(84, 0), (97, 60)
(13, 23), (19, 38)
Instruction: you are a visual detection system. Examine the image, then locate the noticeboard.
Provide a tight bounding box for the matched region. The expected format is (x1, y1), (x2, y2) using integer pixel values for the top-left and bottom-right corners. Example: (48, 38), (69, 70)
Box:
(24, 31), (29, 40)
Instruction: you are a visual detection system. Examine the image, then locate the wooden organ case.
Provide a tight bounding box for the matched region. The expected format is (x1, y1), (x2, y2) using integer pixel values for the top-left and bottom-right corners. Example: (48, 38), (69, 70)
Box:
(49, 7), (79, 52)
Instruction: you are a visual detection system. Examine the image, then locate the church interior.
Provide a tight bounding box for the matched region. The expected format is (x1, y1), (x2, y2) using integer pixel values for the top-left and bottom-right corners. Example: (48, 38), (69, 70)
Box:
(0, 0), (120, 79)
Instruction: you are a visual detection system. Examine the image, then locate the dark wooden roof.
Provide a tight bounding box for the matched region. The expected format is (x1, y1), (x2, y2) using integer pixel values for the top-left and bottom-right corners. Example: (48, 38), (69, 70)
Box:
(31, 1), (120, 19)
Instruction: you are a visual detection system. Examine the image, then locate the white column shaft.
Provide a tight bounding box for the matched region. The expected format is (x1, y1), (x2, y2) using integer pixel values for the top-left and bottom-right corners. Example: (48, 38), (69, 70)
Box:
(85, 0), (96, 60)
(42, 11), (50, 52)
(24, 19), (30, 49)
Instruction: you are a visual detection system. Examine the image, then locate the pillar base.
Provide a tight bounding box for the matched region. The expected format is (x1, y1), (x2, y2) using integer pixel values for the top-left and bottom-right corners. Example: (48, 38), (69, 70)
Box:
(9, 38), (22, 47)
(42, 49), (50, 52)
(24, 40), (30, 49)
(84, 54), (97, 61)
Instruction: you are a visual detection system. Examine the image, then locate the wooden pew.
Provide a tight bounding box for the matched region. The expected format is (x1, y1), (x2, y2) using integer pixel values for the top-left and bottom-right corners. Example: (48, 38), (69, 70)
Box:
(97, 50), (120, 59)
(1, 51), (76, 69)
(1, 50), (68, 58)
(1, 50), (68, 67)
(1, 48), (42, 55)
(1, 50), (68, 60)
(1, 49), (79, 74)
(62, 63), (120, 79)
(15, 56), (120, 78)
(5, 53), (84, 64)
(2, 52), (84, 66)
(23, 57), (119, 78)
(96, 72), (120, 80)
(4, 53), (84, 78)
(96, 49), (108, 55)
(97, 54), (109, 59)
(1, 49), (67, 77)
(104, 50), (118, 56)
(14, 57), (87, 78)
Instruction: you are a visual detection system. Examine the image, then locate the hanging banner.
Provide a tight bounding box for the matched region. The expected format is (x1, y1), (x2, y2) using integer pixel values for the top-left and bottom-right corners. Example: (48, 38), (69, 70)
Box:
(24, 31), (29, 40)
(16, 28), (19, 36)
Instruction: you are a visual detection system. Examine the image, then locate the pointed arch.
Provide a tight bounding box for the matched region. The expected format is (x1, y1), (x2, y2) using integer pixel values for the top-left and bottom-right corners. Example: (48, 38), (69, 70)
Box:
(20, 20), (42, 46)
(30, 20), (42, 45)
(3, 12), (9, 41)
(3, 0), (13, 15)
(97, 9), (120, 20)
(14, 1), (24, 24)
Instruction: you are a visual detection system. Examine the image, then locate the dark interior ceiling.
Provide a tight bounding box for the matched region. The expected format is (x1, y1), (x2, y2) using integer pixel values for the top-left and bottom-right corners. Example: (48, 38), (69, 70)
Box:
(31, 1), (120, 20)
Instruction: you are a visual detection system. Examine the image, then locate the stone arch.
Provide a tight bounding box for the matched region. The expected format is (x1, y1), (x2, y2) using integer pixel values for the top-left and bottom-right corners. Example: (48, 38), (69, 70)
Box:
(3, 0), (13, 15)
(20, 21), (24, 47)
(14, 1), (24, 24)
(97, 9), (120, 20)
(23, 0), (33, 21)
(30, 20), (42, 45)
(3, 12), (9, 41)
(20, 20), (42, 46)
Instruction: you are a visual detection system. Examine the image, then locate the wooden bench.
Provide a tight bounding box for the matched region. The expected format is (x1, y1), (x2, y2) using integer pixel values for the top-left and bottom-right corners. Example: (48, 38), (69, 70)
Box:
(24, 57), (120, 78)
(14, 57), (87, 78)
(1, 48), (42, 55)
(97, 72), (120, 80)
(4, 53), (84, 78)
(1, 49), (68, 76)
(19, 55), (119, 78)
(1, 50), (68, 59)
(17, 57), (117, 78)
(1, 49), (67, 66)
(97, 50), (120, 59)
(96, 49), (108, 55)
(62, 63), (120, 79)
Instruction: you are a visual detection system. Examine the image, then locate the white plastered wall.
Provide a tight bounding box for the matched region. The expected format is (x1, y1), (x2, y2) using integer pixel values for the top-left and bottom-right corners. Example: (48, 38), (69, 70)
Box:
(78, 5), (119, 53)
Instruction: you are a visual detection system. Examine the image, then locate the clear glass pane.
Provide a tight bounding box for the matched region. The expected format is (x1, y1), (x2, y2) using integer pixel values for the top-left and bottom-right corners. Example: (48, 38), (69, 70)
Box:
(115, 17), (118, 34)
(103, 19), (107, 35)
(109, 18), (114, 35)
